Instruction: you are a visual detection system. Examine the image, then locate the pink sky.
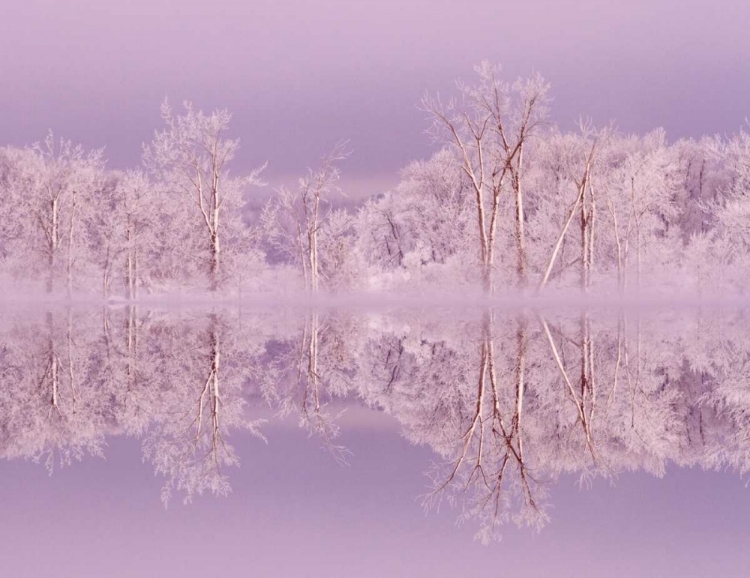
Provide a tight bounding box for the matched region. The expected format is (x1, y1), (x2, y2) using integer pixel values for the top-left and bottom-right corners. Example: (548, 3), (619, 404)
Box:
(2, 0), (749, 198)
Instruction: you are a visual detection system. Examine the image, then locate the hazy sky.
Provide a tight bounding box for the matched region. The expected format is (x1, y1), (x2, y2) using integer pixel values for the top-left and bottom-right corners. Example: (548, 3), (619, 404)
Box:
(2, 0), (749, 194)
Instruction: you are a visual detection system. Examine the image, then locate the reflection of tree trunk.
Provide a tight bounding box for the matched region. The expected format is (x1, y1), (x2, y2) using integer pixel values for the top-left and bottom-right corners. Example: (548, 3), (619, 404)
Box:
(607, 312), (625, 411)
(194, 314), (222, 465)
(44, 312), (61, 417)
(210, 316), (221, 463)
(540, 314), (596, 459)
(432, 311), (539, 524)
(102, 306), (111, 358)
(513, 315), (527, 458)
(126, 305), (137, 385)
(437, 314), (489, 490)
(580, 310), (595, 426)
(294, 311), (347, 462)
(382, 338), (404, 394)
(67, 309), (77, 401)
(301, 313), (326, 439)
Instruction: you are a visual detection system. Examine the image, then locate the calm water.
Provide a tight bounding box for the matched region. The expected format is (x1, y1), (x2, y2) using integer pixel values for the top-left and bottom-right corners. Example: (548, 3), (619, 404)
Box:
(1, 304), (749, 577)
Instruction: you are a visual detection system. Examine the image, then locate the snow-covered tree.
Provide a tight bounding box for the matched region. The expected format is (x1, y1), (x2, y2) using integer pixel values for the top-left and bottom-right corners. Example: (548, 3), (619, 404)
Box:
(0, 133), (105, 294)
(143, 100), (266, 292)
(263, 141), (355, 291)
(422, 62), (550, 291)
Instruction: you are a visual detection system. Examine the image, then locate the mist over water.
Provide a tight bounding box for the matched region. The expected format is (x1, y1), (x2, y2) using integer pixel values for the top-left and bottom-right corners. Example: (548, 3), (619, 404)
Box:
(1, 301), (749, 576)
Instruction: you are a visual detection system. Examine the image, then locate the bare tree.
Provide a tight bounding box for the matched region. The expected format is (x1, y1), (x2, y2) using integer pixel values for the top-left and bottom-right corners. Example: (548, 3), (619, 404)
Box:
(423, 62), (550, 291)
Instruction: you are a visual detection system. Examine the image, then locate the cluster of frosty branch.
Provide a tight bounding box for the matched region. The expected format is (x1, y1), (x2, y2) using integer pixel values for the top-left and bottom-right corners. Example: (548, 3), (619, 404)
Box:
(2, 62), (750, 297)
(2, 306), (749, 542)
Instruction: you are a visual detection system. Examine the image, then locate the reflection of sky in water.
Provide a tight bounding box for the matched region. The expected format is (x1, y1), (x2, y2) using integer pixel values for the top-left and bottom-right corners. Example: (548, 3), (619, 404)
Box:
(2, 431), (748, 577)
(1, 306), (749, 576)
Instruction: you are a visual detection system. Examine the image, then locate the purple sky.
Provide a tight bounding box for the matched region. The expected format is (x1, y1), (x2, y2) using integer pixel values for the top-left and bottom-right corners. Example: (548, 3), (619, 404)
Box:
(2, 0), (750, 195)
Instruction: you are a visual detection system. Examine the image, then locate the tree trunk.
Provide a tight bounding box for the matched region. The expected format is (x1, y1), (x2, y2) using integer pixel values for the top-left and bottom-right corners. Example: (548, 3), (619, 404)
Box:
(66, 200), (76, 299)
(210, 232), (221, 292)
(581, 190), (590, 291)
(513, 150), (527, 289)
(47, 198), (59, 294)
(210, 315), (221, 460)
(126, 220), (134, 300)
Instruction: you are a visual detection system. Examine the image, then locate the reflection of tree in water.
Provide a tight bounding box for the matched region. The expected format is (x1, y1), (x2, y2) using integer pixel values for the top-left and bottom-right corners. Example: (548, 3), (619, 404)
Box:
(2, 306), (750, 540)
(140, 311), (266, 504)
(0, 309), (108, 471)
(0, 308), (268, 505)
(262, 310), (359, 463)
(357, 308), (741, 542)
(359, 311), (548, 542)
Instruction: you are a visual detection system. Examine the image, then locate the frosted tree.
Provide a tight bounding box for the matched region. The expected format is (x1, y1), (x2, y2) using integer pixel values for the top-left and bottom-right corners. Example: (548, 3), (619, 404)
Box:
(673, 136), (730, 238)
(596, 130), (680, 292)
(116, 170), (157, 299)
(263, 142), (351, 292)
(535, 123), (610, 292)
(82, 172), (123, 297)
(691, 128), (750, 293)
(0, 134), (105, 294)
(423, 62), (550, 291)
(143, 100), (266, 292)
(81, 170), (155, 298)
(356, 149), (476, 289)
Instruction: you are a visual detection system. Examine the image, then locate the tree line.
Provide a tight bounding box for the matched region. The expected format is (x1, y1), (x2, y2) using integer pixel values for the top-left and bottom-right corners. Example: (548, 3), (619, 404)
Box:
(2, 62), (749, 297)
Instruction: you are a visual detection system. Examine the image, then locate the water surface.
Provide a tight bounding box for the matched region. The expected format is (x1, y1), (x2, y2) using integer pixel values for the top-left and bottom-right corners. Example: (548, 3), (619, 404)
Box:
(1, 304), (748, 576)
